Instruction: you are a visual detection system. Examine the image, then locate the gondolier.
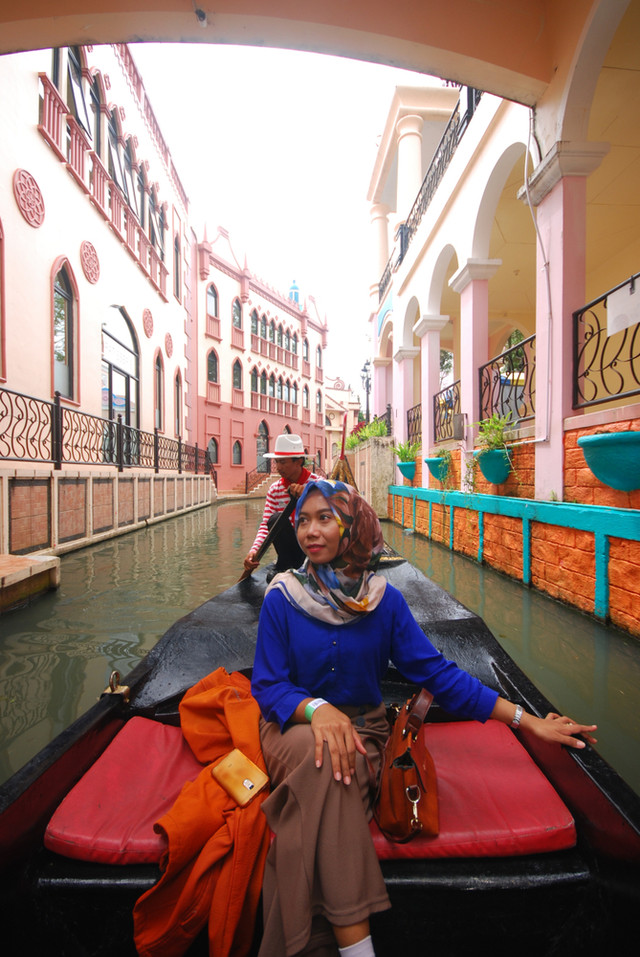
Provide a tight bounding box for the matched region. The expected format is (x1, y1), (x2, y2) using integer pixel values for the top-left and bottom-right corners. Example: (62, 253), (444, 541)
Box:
(243, 433), (320, 578)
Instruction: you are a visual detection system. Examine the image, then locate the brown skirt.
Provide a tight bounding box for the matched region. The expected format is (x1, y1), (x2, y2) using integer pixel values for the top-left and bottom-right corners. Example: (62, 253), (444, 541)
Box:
(257, 705), (392, 957)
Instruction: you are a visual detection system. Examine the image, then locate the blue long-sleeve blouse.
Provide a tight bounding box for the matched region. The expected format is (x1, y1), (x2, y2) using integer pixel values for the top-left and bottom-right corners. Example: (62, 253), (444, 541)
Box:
(251, 582), (498, 730)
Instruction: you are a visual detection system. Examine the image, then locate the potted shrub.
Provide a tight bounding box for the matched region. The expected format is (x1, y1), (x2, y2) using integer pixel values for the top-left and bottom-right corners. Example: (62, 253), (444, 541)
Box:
(474, 412), (513, 484)
(391, 440), (421, 482)
(424, 448), (453, 487)
(577, 430), (640, 491)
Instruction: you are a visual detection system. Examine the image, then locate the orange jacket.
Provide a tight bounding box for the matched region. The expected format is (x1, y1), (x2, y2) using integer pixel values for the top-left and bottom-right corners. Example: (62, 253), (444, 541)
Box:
(133, 668), (269, 957)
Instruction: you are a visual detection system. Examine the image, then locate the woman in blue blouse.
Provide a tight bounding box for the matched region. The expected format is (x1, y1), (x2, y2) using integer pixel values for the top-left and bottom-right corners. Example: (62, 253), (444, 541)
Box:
(252, 480), (596, 957)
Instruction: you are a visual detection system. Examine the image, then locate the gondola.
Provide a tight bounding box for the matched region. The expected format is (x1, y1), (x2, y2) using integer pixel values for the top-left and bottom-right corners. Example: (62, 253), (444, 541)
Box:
(1, 558), (639, 957)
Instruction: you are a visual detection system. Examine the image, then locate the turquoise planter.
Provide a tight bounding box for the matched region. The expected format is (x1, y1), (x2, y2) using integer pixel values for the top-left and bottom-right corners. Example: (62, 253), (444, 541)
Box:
(577, 431), (640, 491)
(396, 461), (416, 482)
(474, 448), (511, 484)
(424, 456), (449, 483)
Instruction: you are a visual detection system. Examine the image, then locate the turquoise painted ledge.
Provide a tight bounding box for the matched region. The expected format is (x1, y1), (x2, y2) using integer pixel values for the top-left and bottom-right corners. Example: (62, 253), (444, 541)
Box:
(424, 457), (449, 483)
(396, 461), (416, 481)
(474, 448), (511, 484)
(578, 431), (640, 492)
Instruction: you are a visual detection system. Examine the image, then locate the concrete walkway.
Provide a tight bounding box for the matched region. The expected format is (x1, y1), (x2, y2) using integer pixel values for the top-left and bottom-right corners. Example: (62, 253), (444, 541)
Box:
(0, 553), (60, 613)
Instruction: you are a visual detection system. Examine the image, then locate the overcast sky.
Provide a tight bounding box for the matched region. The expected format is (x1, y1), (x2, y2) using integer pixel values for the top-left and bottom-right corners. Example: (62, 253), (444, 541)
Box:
(130, 43), (433, 404)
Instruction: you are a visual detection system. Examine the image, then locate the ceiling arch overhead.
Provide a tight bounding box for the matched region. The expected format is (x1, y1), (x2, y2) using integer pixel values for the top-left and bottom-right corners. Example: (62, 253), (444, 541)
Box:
(0, 1), (618, 109)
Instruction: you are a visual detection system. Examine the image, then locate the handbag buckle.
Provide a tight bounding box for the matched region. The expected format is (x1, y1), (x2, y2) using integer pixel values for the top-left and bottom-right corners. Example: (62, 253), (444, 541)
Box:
(406, 785), (423, 832)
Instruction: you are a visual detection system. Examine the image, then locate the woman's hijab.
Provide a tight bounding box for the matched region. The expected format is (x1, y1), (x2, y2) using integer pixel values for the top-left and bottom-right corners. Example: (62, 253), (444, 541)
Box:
(267, 480), (387, 624)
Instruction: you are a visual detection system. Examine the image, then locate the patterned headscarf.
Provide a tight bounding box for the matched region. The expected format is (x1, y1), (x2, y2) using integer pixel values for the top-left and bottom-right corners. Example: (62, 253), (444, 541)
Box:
(266, 480), (387, 624)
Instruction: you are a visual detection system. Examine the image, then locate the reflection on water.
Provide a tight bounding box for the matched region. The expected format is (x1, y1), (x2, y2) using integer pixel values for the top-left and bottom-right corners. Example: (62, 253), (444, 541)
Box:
(1, 502), (639, 797)
(0, 501), (264, 784)
(384, 523), (640, 796)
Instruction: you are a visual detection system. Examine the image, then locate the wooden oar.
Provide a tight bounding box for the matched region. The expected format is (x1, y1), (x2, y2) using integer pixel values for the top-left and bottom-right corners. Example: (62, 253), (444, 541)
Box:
(238, 494), (297, 581)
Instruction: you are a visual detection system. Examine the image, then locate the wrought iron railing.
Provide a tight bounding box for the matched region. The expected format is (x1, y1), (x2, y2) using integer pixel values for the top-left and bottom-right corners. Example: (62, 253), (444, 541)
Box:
(0, 387), (209, 474)
(245, 460), (275, 494)
(479, 334), (536, 424)
(378, 89), (483, 300)
(573, 273), (640, 409)
(434, 380), (461, 443)
(373, 404), (392, 435)
(407, 403), (422, 446)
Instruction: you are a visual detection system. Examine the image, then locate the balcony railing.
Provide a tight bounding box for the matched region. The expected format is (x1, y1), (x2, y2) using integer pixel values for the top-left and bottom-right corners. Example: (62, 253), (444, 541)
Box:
(434, 380), (461, 443)
(379, 88), (482, 301)
(407, 403), (422, 446)
(479, 334), (536, 424)
(573, 273), (640, 409)
(0, 387), (209, 474)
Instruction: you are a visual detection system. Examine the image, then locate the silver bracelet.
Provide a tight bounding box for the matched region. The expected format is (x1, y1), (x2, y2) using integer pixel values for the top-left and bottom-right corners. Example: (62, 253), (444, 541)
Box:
(510, 704), (523, 729)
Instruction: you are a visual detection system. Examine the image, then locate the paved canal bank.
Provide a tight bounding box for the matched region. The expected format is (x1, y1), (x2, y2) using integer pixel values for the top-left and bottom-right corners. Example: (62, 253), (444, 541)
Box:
(1, 500), (639, 794)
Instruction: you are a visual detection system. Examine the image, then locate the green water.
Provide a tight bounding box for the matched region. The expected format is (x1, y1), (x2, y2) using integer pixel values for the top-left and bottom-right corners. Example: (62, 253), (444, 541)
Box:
(1, 501), (639, 795)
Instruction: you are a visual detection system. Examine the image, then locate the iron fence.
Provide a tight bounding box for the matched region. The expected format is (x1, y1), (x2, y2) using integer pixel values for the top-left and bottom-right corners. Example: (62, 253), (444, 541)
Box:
(407, 403), (422, 446)
(479, 334), (536, 424)
(573, 273), (640, 409)
(0, 387), (209, 474)
(434, 380), (461, 443)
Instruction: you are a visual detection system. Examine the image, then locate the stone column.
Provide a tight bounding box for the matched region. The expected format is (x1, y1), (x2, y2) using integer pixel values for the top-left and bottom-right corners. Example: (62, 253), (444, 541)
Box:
(373, 356), (392, 418)
(523, 142), (608, 499)
(392, 346), (420, 442)
(395, 114), (423, 228)
(370, 202), (391, 279)
(413, 315), (449, 482)
(449, 259), (502, 451)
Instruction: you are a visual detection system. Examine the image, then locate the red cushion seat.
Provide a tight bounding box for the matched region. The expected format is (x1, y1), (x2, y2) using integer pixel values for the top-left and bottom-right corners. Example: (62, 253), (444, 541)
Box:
(370, 719), (576, 859)
(45, 716), (576, 866)
(44, 717), (204, 864)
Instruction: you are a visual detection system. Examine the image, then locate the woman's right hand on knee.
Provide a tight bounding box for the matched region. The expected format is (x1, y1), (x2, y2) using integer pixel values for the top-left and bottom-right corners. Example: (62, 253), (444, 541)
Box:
(309, 704), (367, 786)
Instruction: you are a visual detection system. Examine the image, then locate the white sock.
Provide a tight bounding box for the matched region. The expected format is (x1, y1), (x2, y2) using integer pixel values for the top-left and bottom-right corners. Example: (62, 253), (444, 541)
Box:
(338, 935), (375, 957)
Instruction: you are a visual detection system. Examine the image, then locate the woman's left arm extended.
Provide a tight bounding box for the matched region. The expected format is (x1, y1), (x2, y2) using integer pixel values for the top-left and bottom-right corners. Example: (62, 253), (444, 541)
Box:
(491, 697), (597, 748)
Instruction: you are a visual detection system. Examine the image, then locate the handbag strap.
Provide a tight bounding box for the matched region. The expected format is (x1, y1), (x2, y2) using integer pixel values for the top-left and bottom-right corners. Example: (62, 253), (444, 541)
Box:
(404, 688), (434, 740)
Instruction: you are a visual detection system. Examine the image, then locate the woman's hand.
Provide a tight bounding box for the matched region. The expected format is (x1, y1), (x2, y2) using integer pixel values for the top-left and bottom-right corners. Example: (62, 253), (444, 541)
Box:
(525, 711), (598, 749)
(491, 697), (597, 749)
(298, 702), (367, 784)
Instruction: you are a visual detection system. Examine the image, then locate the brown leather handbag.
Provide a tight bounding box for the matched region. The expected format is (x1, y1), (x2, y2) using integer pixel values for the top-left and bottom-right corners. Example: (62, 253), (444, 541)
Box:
(373, 689), (439, 842)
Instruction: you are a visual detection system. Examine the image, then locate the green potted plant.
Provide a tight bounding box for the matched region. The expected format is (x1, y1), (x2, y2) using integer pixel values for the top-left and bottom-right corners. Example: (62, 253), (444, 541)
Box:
(391, 439), (421, 482)
(577, 429), (640, 491)
(424, 447), (453, 487)
(474, 412), (513, 484)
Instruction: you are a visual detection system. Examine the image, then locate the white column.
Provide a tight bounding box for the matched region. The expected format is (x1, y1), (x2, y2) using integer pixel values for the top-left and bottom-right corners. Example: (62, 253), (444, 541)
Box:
(413, 315), (449, 479)
(392, 346), (420, 442)
(449, 259), (502, 451)
(370, 202), (391, 279)
(395, 114), (423, 228)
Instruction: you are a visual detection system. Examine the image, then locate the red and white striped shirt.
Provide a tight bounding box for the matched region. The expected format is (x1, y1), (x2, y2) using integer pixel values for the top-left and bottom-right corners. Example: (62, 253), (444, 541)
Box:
(250, 468), (319, 553)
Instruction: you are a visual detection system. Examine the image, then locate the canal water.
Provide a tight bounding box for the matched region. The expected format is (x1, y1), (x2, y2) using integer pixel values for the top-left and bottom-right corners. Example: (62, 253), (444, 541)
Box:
(1, 500), (639, 796)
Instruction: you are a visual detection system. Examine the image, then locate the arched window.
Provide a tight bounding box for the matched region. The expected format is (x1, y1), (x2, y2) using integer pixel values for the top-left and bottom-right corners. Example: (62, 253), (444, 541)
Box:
(260, 370), (267, 395)
(107, 109), (127, 198)
(316, 390), (322, 413)
(292, 333), (298, 355)
(233, 359), (243, 390)
(268, 320), (275, 343)
(232, 299), (242, 329)
(284, 329), (291, 351)
(277, 325), (283, 347)
(148, 189), (165, 257)
(250, 309), (258, 335)
(292, 382), (298, 405)
(154, 353), (164, 431)
(137, 166), (146, 231)
(276, 377), (283, 400)
(174, 370), (182, 436)
(123, 139), (138, 216)
(302, 386), (309, 409)
(284, 380), (291, 402)
(250, 367), (258, 392)
(101, 305), (139, 431)
(89, 73), (103, 156)
(303, 338), (309, 361)
(268, 374), (276, 398)
(260, 315), (267, 339)
(207, 350), (219, 383)
(316, 345), (322, 368)
(207, 437), (218, 465)
(67, 46), (91, 137)
(173, 233), (181, 300)
(207, 284), (218, 318)
(232, 440), (242, 465)
(53, 265), (76, 399)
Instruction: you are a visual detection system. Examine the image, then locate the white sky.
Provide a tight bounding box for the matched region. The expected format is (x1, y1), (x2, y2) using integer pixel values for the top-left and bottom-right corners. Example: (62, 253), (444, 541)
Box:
(130, 43), (434, 406)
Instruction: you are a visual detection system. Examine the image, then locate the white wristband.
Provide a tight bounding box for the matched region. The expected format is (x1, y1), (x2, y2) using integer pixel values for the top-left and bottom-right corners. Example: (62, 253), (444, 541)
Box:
(304, 697), (328, 722)
(511, 704), (523, 729)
